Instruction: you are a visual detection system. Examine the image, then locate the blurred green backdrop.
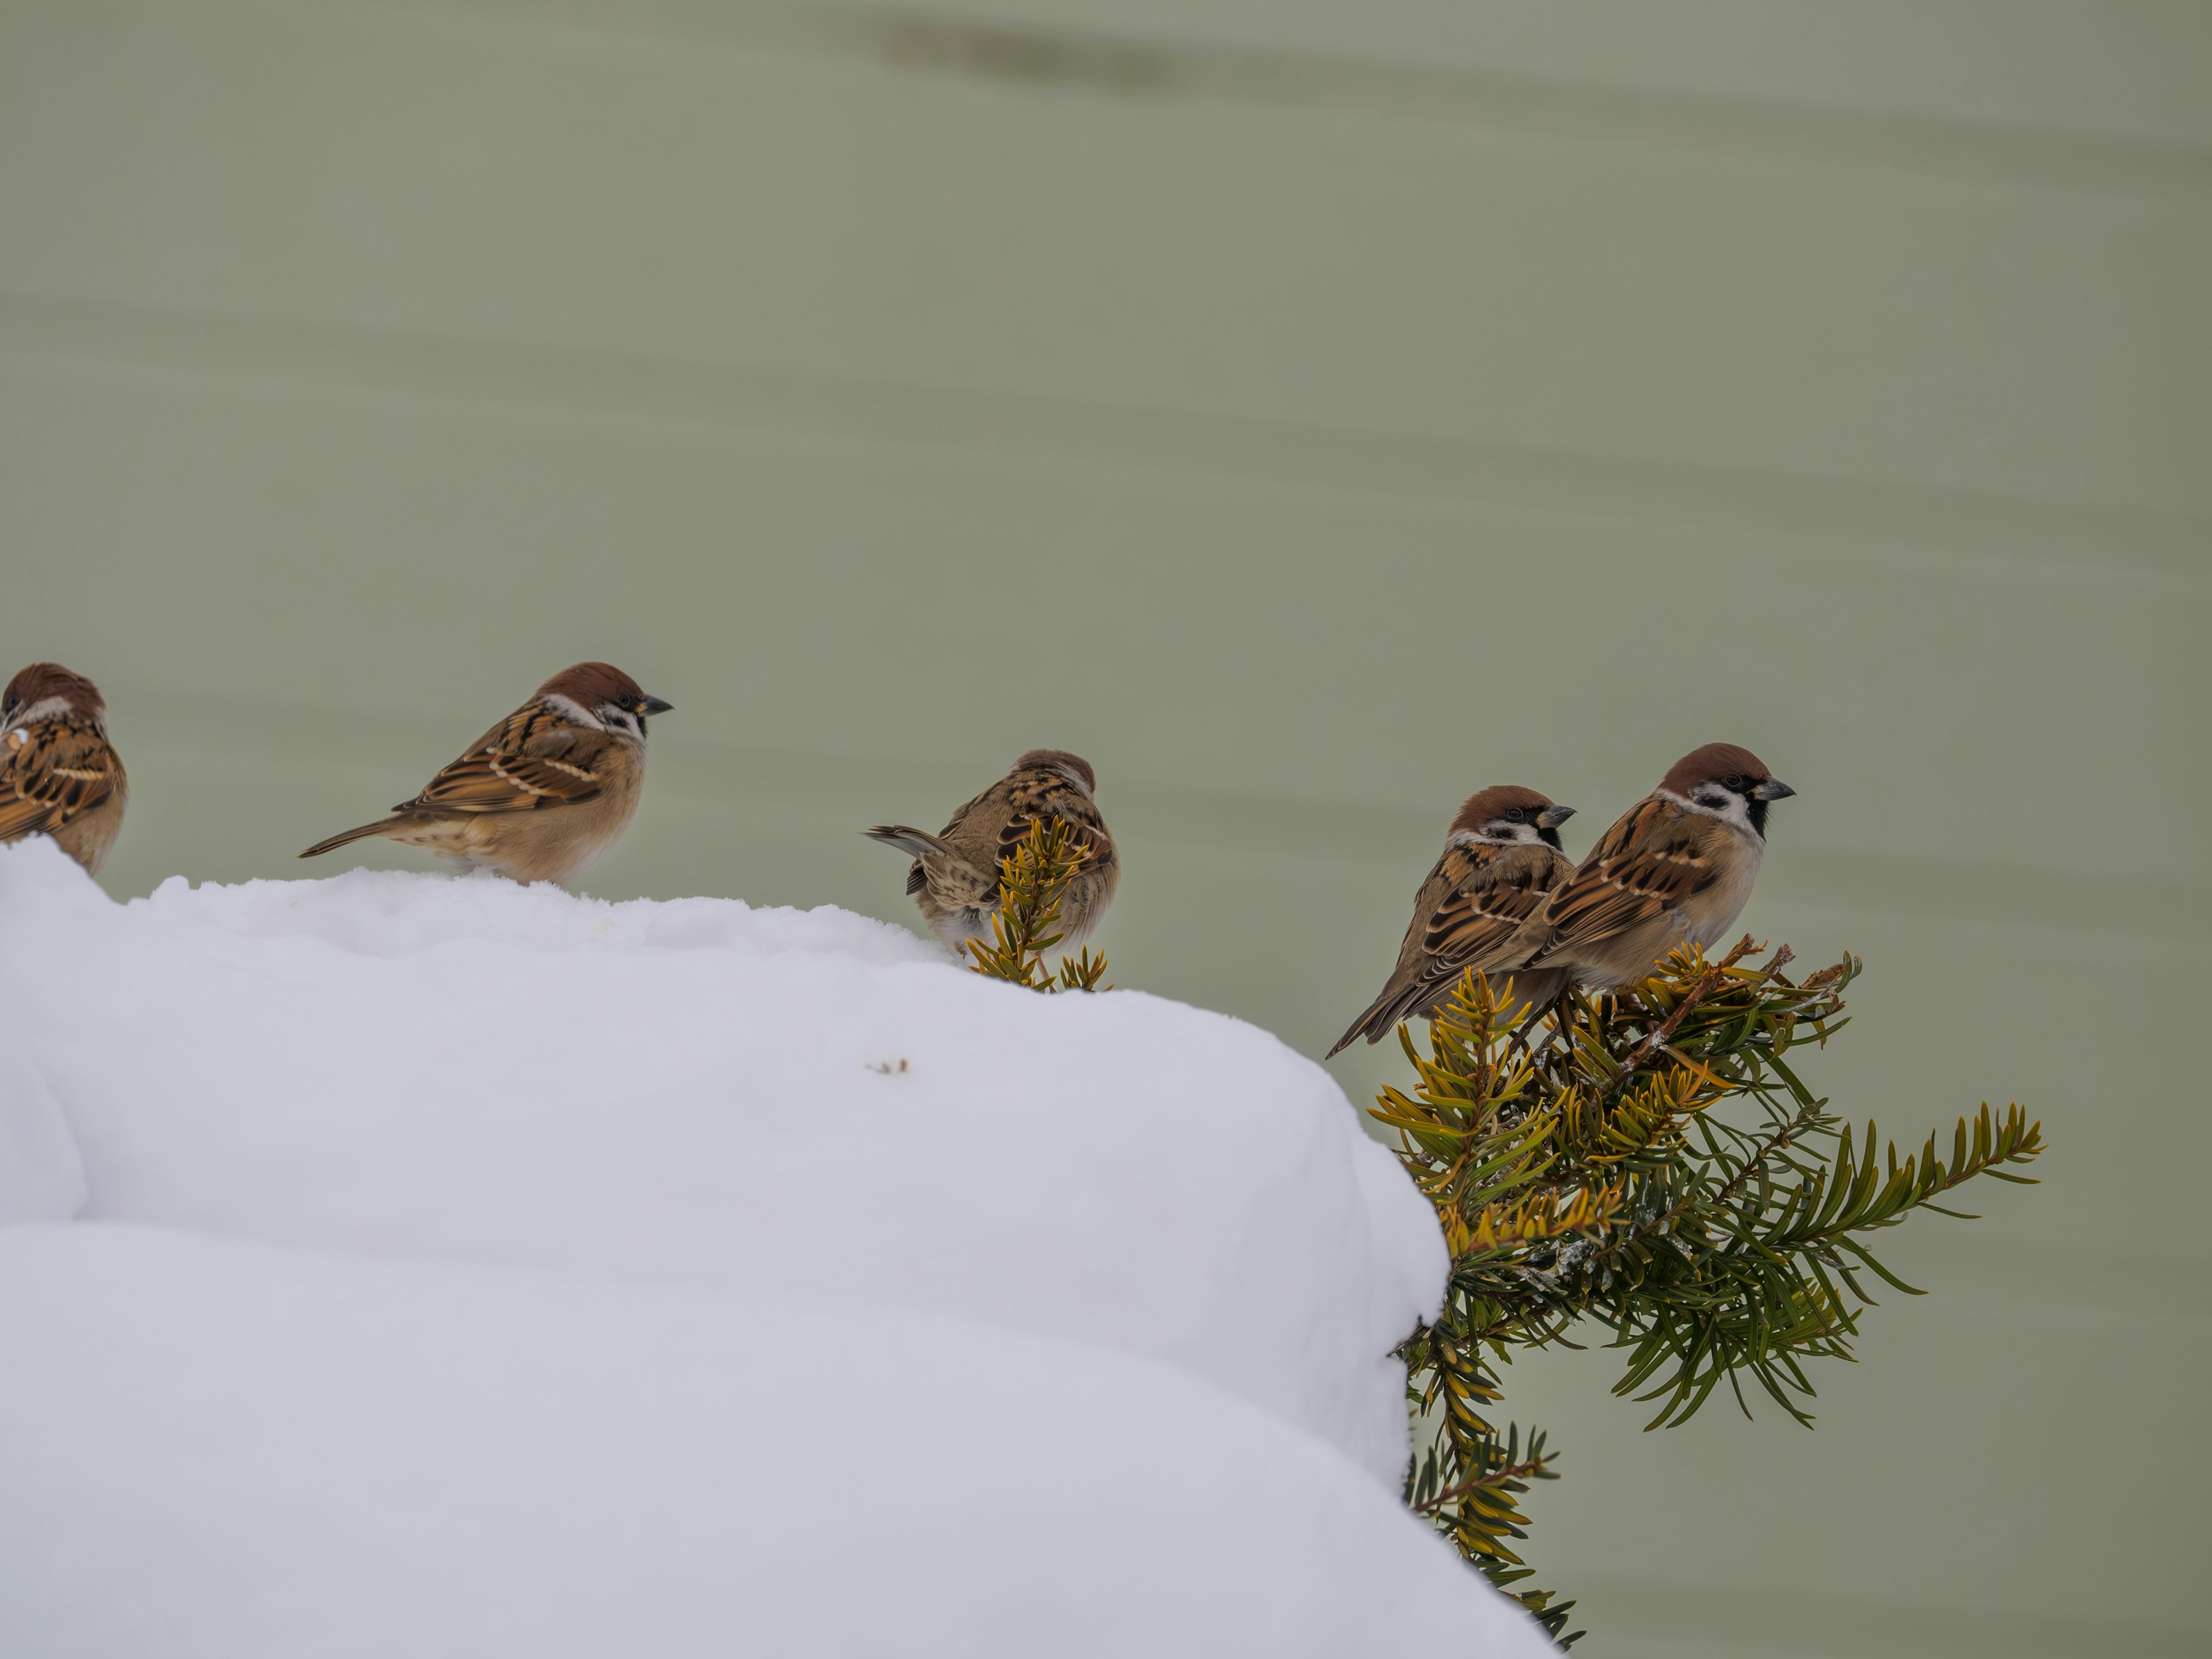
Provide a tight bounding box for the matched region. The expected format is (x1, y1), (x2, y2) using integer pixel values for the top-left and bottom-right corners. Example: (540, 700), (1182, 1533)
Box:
(3, 1), (2207, 1652)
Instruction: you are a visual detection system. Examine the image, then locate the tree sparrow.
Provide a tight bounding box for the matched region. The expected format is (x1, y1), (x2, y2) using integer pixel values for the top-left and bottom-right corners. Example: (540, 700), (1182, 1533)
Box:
(0, 662), (128, 877)
(865, 749), (1118, 948)
(1520, 742), (1796, 992)
(1327, 785), (1576, 1058)
(300, 662), (672, 885)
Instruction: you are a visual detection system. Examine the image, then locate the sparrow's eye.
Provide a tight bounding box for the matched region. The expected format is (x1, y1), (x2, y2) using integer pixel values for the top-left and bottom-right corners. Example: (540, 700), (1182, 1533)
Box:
(1722, 774), (1744, 791)
(1503, 808), (1525, 824)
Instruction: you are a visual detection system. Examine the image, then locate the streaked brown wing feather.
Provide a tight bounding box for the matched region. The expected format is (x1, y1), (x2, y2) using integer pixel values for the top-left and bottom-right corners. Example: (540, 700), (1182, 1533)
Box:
(986, 777), (1109, 865)
(399, 705), (611, 815)
(1420, 842), (1559, 967)
(915, 784), (1005, 891)
(903, 774), (1116, 926)
(935, 787), (989, 843)
(1527, 797), (1714, 964)
(1327, 840), (1570, 1055)
(995, 806), (1043, 859)
(0, 721), (124, 842)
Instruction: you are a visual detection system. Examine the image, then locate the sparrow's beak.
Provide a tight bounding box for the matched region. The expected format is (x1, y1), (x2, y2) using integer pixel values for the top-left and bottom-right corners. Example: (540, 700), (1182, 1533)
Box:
(641, 695), (675, 717)
(1751, 778), (1796, 801)
(1537, 804), (1578, 828)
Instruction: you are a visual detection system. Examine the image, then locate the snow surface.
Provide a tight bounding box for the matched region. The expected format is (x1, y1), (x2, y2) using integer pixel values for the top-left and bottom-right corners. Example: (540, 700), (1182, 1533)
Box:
(0, 837), (1550, 1657)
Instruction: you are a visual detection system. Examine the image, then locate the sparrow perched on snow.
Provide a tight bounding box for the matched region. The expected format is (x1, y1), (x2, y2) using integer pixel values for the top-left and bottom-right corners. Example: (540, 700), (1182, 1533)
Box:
(0, 661), (128, 877)
(865, 749), (1118, 948)
(1327, 785), (1576, 1057)
(1518, 742), (1795, 992)
(300, 662), (672, 885)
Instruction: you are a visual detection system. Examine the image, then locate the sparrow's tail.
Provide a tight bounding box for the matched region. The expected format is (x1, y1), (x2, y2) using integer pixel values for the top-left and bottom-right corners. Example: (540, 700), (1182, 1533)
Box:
(1324, 966), (1566, 1059)
(298, 818), (402, 859)
(862, 824), (952, 862)
(1326, 979), (1433, 1059)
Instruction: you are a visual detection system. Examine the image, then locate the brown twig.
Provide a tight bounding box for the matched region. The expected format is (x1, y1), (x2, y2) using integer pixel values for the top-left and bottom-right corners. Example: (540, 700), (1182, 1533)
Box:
(1638, 1111), (1806, 1254)
(1411, 1450), (1556, 1514)
(1602, 935), (1763, 1097)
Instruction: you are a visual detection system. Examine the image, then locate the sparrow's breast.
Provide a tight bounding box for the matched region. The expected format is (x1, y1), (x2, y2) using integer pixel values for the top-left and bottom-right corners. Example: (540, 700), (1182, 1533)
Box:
(1679, 832), (1764, 948)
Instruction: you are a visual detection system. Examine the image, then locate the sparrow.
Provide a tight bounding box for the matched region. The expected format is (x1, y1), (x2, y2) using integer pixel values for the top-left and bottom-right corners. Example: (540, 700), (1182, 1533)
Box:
(0, 661), (128, 877)
(1518, 742), (1796, 993)
(300, 662), (672, 885)
(1327, 785), (1577, 1057)
(865, 749), (1118, 948)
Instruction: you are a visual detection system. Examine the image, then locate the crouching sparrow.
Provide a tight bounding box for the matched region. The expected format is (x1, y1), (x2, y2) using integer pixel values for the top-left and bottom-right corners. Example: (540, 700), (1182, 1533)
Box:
(1519, 742), (1795, 992)
(300, 662), (672, 885)
(1327, 785), (1575, 1057)
(0, 662), (128, 876)
(865, 749), (1118, 948)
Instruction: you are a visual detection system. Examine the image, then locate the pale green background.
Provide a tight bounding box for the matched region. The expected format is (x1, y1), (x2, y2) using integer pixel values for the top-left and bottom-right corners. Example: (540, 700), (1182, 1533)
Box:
(3, 1), (2206, 1652)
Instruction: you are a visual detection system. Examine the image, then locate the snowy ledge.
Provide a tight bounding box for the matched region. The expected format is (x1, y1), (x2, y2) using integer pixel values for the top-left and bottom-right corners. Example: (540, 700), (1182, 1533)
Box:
(0, 838), (1551, 1656)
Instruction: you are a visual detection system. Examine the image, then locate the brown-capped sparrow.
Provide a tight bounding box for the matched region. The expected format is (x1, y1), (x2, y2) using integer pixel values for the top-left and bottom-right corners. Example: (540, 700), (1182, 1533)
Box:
(0, 662), (128, 877)
(300, 662), (672, 885)
(1327, 785), (1577, 1056)
(1520, 742), (1795, 992)
(865, 749), (1118, 948)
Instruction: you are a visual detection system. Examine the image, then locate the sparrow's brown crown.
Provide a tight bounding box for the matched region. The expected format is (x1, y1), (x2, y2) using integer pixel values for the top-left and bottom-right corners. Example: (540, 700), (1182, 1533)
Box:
(537, 661), (649, 707)
(1012, 749), (1096, 794)
(3, 662), (105, 720)
(1660, 743), (1773, 797)
(1449, 784), (1558, 836)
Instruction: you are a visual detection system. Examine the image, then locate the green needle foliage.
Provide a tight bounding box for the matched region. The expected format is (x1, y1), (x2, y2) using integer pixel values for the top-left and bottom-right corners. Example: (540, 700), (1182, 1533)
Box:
(964, 817), (1111, 993)
(1378, 938), (2046, 1646)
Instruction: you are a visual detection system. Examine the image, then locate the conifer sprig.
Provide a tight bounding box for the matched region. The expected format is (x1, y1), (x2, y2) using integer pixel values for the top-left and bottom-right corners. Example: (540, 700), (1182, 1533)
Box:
(964, 817), (1111, 993)
(1380, 942), (2045, 1645)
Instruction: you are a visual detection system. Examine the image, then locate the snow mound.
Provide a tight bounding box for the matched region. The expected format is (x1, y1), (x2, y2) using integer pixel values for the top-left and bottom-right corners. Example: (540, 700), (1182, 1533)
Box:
(0, 839), (1545, 1656)
(0, 1227), (1548, 1657)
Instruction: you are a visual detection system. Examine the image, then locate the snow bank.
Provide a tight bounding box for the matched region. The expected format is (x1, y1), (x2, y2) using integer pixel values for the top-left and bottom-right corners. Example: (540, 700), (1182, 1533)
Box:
(0, 1227), (1546, 1657)
(0, 839), (1546, 1656)
(0, 1043), (81, 1225)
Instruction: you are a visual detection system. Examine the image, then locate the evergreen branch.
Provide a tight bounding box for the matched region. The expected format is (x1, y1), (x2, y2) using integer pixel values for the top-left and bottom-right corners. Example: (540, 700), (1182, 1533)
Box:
(1375, 943), (2045, 1644)
(1410, 1445), (1557, 1515)
(963, 818), (1110, 993)
(1602, 934), (1763, 1093)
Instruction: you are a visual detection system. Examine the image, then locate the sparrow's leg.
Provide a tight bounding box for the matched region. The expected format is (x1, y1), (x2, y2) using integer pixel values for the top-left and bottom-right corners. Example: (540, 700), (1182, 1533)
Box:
(1516, 987), (1580, 1073)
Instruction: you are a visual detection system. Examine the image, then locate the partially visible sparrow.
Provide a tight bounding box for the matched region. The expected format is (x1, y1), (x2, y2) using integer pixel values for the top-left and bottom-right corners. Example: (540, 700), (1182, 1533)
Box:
(1327, 785), (1577, 1058)
(0, 661), (128, 877)
(865, 749), (1117, 948)
(300, 662), (672, 885)
(1520, 742), (1795, 992)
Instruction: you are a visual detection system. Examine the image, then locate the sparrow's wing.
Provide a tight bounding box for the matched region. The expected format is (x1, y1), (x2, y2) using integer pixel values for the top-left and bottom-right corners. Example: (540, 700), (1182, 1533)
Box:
(925, 774), (1111, 905)
(1525, 797), (1714, 965)
(396, 704), (612, 815)
(0, 720), (125, 842)
(1326, 842), (1567, 1055)
(923, 782), (1006, 870)
(1419, 842), (1567, 974)
(1053, 787), (1115, 867)
(992, 778), (1111, 865)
